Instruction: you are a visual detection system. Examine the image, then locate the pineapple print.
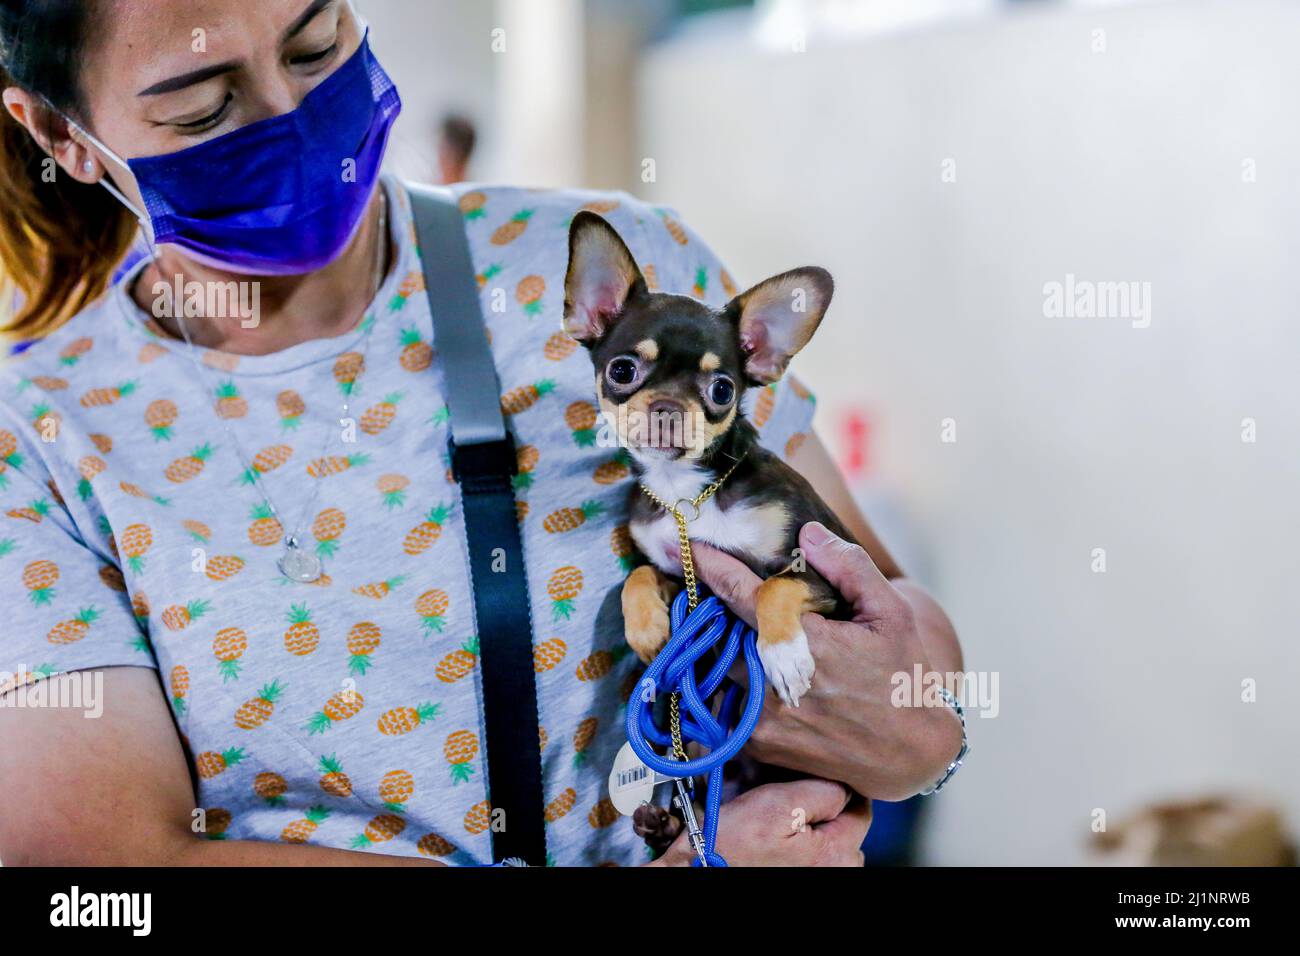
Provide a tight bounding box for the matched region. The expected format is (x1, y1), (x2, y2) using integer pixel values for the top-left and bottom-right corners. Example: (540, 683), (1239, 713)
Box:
(565, 401), (598, 447)
(212, 626), (247, 680)
(22, 559), (58, 605)
(377, 701), (439, 737)
(360, 392), (403, 435)
(318, 755), (353, 797)
(786, 432), (808, 459)
(307, 453), (370, 478)
(379, 769), (415, 812)
(131, 592), (151, 629)
(753, 385), (777, 428)
(196, 746), (245, 779)
(184, 519), (211, 543)
(47, 606), (99, 644)
(138, 341), (166, 364)
(490, 208), (533, 246)
(516, 275), (546, 317)
(543, 330), (578, 362)
(120, 523), (152, 573)
(247, 504), (283, 547)
(721, 268), (738, 298)
(459, 190), (487, 220)
(416, 589), (450, 633)
(692, 266), (708, 299)
(513, 444), (539, 492)
(281, 805), (329, 844)
(352, 576), (404, 599)
(214, 381), (247, 419)
(284, 604), (320, 655)
(501, 378), (555, 416)
(588, 798), (619, 829)
(579, 198), (621, 215)
(593, 449), (631, 485)
(306, 688), (364, 734)
(388, 269), (425, 311)
(643, 262), (658, 291)
(205, 554), (245, 582)
(76, 455), (106, 500)
(544, 788), (577, 823)
(276, 390), (305, 430)
(542, 499), (603, 534)
(118, 481), (169, 506)
(30, 404), (60, 440)
(312, 507), (346, 558)
(99, 564), (126, 593)
(89, 433), (113, 454)
(398, 327), (433, 372)
(572, 716), (598, 767)
(417, 833), (456, 858)
(547, 565), (582, 621)
(352, 813), (405, 849)
(58, 336), (94, 366)
(7, 498), (52, 523)
(611, 524), (636, 572)
(79, 380), (137, 408)
(165, 444), (214, 484)
(333, 351), (365, 395)
(145, 399), (178, 441)
(201, 808), (232, 840)
(162, 598), (211, 632)
(240, 444), (293, 485)
(463, 800), (492, 835)
(658, 208), (689, 245)
(435, 636), (478, 683)
(475, 263), (502, 289)
(0, 429), (24, 489)
(533, 638), (567, 673)
(254, 771), (288, 806)
(235, 679), (284, 729)
(346, 621), (381, 675)
(403, 503), (451, 555)
(576, 645), (629, 682)
(170, 664), (189, 716)
(444, 730), (478, 784)
(376, 473), (409, 509)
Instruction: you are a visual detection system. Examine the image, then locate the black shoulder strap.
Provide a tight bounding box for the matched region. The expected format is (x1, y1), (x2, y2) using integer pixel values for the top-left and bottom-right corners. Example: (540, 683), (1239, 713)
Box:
(407, 184), (547, 866)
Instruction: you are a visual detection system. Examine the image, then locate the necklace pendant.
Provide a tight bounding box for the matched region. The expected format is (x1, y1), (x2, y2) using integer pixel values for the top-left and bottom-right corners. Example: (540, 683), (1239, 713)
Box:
(278, 541), (323, 584)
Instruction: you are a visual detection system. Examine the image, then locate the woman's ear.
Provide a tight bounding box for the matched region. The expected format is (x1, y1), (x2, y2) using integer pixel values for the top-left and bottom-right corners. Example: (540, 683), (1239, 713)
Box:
(728, 267), (834, 384)
(2, 87), (101, 184)
(563, 211), (645, 345)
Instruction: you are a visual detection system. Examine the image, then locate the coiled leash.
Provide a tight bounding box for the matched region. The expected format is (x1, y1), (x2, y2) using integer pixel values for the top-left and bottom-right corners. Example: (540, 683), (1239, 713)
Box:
(616, 455), (765, 867)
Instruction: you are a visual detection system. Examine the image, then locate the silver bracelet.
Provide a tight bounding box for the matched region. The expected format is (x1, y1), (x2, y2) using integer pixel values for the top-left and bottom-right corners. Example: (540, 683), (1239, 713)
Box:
(919, 687), (969, 796)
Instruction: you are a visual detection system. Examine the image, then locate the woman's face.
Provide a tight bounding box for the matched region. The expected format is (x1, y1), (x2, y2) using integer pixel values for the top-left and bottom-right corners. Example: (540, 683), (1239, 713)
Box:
(61, 0), (362, 206)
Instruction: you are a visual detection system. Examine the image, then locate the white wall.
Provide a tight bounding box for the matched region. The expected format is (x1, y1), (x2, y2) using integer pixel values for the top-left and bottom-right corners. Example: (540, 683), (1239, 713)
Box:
(640, 0), (1300, 863)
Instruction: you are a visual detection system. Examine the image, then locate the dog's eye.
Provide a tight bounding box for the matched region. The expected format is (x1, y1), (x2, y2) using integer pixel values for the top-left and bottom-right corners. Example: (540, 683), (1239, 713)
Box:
(608, 357), (639, 386)
(709, 377), (735, 406)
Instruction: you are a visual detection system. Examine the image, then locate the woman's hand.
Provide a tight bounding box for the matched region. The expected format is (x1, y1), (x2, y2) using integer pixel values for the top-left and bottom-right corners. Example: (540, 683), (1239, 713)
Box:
(694, 522), (964, 802)
(649, 779), (870, 867)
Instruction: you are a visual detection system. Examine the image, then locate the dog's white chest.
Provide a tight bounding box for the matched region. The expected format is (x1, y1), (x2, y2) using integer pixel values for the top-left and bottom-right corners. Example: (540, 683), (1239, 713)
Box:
(630, 460), (784, 573)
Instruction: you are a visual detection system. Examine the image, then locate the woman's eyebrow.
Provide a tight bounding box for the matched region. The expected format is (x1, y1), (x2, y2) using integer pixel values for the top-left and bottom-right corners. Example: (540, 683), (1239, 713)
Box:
(136, 0), (338, 97)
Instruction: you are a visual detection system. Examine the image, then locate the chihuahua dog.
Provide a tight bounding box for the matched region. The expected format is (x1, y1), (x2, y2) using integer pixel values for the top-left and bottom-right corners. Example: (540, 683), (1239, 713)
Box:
(563, 212), (857, 706)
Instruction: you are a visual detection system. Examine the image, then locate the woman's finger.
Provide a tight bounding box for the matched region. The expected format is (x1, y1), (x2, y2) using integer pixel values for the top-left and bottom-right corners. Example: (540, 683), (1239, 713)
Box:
(692, 543), (761, 629)
(798, 522), (899, 621)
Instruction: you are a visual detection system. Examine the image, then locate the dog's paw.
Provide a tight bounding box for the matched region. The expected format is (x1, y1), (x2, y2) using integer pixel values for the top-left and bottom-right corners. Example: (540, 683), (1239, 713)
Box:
(624, 594), (671, 664)
(759, 630), (816, 707)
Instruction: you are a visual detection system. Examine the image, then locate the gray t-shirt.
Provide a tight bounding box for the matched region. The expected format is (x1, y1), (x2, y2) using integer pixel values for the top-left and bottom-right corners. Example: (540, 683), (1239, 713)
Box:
(0, 178), (816, 865)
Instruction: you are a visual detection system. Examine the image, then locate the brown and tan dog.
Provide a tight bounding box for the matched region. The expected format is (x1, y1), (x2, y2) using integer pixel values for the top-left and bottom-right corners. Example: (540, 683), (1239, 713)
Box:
(563, 212), (856, 706)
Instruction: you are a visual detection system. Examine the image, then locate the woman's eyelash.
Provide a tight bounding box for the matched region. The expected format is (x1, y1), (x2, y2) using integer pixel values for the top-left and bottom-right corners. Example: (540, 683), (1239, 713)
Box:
(175, 93), (233, 130)
(292, 42), (339, 65)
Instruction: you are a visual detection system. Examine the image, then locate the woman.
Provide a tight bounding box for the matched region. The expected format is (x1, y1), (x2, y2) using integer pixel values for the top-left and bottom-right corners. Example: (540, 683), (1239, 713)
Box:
(0, 0), (963, 866)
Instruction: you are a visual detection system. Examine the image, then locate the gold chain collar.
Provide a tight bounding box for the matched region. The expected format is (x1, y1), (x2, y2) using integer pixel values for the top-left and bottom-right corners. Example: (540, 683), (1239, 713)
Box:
(638, 453), (747, 763)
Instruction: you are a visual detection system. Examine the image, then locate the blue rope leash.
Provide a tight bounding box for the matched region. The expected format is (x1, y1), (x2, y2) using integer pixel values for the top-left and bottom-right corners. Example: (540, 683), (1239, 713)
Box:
(624, 589), (766, 866)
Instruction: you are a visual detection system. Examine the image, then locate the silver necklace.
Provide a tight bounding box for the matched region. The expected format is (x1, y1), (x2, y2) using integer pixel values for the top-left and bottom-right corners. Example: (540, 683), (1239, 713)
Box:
(163, 191), (390, 584)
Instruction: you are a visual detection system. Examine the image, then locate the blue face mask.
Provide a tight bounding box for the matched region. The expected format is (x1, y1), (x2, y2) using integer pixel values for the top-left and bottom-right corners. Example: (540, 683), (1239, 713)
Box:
(80, 32), (401, 276)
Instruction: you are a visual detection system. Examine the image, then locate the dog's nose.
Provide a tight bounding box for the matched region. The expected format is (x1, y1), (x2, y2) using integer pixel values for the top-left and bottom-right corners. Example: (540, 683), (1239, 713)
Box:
(648, 399), (686, 420)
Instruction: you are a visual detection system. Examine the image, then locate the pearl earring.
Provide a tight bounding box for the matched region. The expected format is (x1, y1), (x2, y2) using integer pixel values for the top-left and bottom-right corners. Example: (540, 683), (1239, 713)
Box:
(83, 160), (94, 173)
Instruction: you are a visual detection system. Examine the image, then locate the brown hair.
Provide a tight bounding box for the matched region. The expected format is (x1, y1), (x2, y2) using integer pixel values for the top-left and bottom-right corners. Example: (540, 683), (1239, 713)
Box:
(0, 0), (136, 340)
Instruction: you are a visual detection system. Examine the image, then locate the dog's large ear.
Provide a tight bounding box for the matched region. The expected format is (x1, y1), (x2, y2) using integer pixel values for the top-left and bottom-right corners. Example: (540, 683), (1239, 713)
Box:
(727, 267), (833, 384)
(563, 212), (646, 345)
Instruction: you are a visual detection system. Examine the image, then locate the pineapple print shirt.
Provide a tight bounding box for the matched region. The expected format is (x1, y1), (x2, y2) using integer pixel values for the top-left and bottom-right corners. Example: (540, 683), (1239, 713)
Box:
(0, 177), (816, 866)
